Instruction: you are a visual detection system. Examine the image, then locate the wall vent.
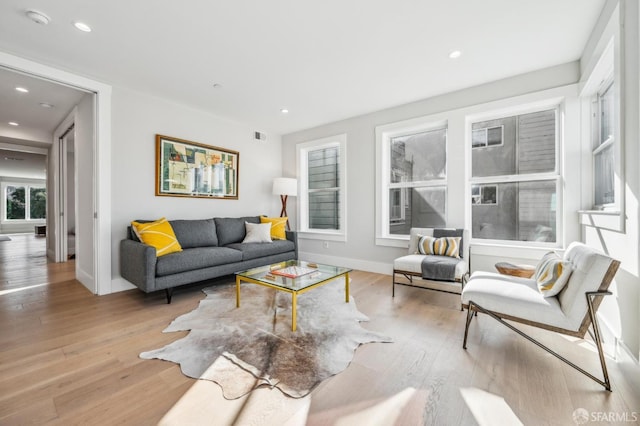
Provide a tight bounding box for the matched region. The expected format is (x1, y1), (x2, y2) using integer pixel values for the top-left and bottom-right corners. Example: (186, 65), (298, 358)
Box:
(254, 131), (267, 141)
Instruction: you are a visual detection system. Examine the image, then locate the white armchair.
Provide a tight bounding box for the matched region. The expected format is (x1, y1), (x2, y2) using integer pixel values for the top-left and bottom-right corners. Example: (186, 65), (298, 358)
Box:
(393, 227), (469, 297)
(461, 242), (620, 390)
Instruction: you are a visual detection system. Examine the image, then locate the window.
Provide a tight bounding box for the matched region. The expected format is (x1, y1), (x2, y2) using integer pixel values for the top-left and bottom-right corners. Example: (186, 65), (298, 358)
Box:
(297, 134), (346, 240)
(593, 79), (615, 208)
(376, 118), (447, 244)
(470, 108), (559, 244)
(472, 125), (504, 148)
(471, 185), (498, 205)
(3, 183), (46, 221)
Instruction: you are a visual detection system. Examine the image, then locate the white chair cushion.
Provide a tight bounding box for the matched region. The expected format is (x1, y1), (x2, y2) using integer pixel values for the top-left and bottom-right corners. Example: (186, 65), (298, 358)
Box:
(394, 254), (468, 280)
(461, 271), (570, 330)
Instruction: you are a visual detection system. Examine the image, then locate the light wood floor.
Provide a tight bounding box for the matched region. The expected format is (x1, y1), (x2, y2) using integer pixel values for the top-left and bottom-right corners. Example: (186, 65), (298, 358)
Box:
(1, 234), (638, 425)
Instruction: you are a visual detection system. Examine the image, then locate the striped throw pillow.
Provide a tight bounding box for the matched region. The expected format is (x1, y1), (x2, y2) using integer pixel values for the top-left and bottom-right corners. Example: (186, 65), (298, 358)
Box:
(131, 218), (183, 257)
(534, 252), (573, 297)
(418, 236), (461, 258)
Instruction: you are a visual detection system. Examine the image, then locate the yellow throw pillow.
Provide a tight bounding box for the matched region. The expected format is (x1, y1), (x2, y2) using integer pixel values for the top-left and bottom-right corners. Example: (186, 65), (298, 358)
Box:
(260, 216), (288, 240)
(131, 218), (182, 257)
(418, 235), (461, 258)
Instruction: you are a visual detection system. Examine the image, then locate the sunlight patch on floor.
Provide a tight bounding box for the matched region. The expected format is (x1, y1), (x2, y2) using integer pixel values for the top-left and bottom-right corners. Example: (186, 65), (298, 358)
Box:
(0, 282), (48, 296)
(159, 357), (310, 426)
(460, 387), (523, 426)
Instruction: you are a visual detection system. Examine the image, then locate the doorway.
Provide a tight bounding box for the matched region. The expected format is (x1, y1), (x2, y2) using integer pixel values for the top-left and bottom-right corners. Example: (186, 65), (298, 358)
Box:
(0, 52), (111, 295)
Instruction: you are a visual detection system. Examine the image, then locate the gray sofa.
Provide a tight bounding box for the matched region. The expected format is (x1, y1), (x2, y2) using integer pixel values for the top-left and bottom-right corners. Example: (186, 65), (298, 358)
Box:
(120, 216), (298, 303)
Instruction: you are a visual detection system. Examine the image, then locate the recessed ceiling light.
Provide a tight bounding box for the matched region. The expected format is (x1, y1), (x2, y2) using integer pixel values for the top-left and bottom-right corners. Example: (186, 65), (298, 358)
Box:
(449, 50), (462, 59)
(15, 87), (29, 93)
(8, 122), (19, 126)
(280, 108), (289, 114)
(39, 102), (55, 108)
(73, 22), (92, 32)
(25, 10), (51, 25)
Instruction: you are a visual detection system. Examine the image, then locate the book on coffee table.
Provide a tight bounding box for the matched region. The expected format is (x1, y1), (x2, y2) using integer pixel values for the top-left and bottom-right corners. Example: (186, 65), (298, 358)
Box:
(271, 265), (316, 278)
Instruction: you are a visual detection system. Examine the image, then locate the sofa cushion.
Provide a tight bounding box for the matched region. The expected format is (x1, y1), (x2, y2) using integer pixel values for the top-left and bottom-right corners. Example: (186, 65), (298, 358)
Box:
(242, 222), (272, 243)
(215, 216), (260, 246)
(156, 247), (243, 277)
(260, 216), (288, 240)
(131, 218), (182, 257)
(226, 239), (295, 261)
(170, 219), (218, 248)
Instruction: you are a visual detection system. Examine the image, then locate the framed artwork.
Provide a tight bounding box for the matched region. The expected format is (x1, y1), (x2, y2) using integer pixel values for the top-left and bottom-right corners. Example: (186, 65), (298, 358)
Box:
(155, 134), (239, 199)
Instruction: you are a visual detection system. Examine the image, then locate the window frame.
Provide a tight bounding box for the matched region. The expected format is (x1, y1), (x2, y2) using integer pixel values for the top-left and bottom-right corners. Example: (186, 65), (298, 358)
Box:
(592, 76), (616, 210)
(296, 134), (347, 241)
(375, 115), (448, 247)
(467, 103), (563, 248)
(1, 181), (47, 223)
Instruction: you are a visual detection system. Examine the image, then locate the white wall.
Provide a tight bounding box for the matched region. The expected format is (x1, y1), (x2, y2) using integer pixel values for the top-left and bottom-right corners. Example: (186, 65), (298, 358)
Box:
(580, 0), (640, 366)
(282, 62), (581, 274)
(109, 87), (283, 291)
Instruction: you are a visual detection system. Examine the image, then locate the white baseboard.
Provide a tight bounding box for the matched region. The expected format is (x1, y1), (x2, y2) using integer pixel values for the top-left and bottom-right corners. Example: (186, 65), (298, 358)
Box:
(615, 339), (640, 395)
(76, 268), (94, 293)
(298, 251), (393, 275)
(110, 277), (136, 293)
(47, 248), (55, 261)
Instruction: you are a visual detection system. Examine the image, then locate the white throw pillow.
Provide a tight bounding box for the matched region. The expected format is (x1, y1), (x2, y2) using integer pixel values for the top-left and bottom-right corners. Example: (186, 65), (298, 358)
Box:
(242, 222), (272, 243)
(534, 252), (573, 297)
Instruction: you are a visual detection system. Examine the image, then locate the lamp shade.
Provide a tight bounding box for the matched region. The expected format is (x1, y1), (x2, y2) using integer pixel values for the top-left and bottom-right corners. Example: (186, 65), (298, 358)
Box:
(272, 177), (297, 196)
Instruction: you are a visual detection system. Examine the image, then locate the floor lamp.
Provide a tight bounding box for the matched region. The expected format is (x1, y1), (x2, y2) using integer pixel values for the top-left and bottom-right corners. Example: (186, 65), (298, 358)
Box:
(273, 177), (297, 230)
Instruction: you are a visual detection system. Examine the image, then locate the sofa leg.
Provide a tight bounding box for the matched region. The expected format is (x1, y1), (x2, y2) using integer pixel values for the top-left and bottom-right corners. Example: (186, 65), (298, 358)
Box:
(165, 288), (173, 304)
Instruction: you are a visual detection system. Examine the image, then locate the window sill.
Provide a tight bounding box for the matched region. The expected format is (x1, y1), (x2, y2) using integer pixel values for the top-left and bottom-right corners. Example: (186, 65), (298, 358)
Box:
(578, 210), (624, 232)
(375, 236), (409, 248)
(298, 231), (346, 242)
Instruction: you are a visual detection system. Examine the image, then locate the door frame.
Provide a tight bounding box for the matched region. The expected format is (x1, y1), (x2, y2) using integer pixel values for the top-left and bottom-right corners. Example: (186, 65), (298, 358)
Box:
(0, 51), (113, 295)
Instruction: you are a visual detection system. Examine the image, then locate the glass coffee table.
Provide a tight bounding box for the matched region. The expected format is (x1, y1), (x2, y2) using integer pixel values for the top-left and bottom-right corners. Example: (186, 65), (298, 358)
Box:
(235, 260), (352, 331)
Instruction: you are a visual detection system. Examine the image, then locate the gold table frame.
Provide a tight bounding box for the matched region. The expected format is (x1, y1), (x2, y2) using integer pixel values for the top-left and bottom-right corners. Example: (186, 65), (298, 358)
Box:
(235, 260), (351, 331)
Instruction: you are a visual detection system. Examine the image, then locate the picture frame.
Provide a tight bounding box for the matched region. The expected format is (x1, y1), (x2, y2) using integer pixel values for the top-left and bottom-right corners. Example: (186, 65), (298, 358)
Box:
(155, 134), (239, 199)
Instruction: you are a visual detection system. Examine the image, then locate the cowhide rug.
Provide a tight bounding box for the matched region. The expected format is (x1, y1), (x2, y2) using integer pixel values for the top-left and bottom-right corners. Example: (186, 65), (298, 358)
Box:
(140, 278), (392, 399)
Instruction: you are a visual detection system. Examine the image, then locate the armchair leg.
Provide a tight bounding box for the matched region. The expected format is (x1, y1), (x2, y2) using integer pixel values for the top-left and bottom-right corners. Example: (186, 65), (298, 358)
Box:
(464, 295), (613, 391)
(165, 288), (173, 304)
(462, 304), (474, 349)
(587, 291), (611, 391)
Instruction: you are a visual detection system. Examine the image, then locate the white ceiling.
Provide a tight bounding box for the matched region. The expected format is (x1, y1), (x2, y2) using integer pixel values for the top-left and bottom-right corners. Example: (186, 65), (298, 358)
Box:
(0, 66), (86, 145)
(0, 1), (605, 137)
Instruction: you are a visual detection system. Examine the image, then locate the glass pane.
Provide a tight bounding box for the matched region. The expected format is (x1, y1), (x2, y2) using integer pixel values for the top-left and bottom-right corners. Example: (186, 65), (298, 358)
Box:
(472, 180), (556, 243)
(471, 129), (486, 148)
(389, 186), (446, 235)
(30, 187), (47, 219)
(472, 109), (555, 177)
(594, 144), (615, 206)
(390, 128), (446, 183)
(599, 82), (614, 145)
(487, 126), (503, 146)
(6, 186), (26, 220)
(308, 147), (339, 190)
(309, 190), (339, 230)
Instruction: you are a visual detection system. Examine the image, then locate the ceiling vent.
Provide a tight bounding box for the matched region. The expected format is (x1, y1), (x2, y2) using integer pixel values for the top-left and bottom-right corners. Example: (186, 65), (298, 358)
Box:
(254, 131), (267, 141)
